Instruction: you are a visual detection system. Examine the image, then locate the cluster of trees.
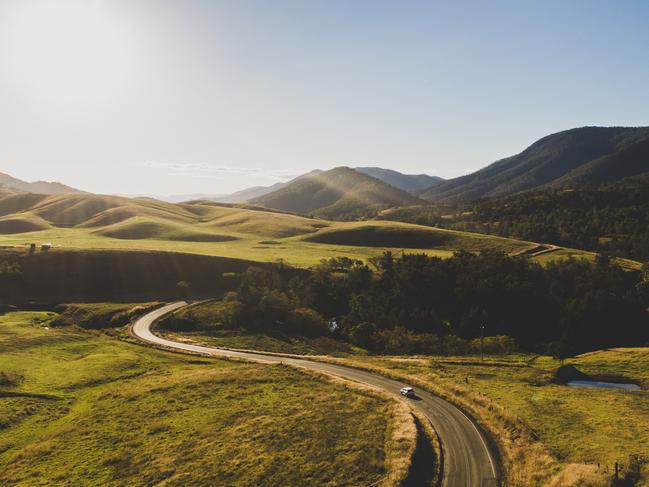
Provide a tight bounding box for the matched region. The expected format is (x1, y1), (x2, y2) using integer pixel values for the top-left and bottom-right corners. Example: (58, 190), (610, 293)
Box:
(214, 252), (649, 356)
(444, 176), (649, 262)
(219, 266), (329, 336)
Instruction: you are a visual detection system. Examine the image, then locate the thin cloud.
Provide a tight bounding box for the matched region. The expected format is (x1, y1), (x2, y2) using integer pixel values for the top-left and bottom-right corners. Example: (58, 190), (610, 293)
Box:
(139, 161), (301, 181)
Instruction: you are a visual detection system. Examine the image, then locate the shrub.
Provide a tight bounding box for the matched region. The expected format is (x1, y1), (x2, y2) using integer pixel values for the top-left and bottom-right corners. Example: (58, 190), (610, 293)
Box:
(52, 302), (163, 329)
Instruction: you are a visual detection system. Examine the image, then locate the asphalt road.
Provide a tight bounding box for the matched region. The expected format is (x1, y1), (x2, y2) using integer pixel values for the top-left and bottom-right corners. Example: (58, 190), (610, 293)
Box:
(132, 302), (501, 487)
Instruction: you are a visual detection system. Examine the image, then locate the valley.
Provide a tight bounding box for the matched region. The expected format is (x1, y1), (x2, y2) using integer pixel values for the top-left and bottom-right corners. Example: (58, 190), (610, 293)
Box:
(0, 192), (609, 269)
(0, 126), (648, 487)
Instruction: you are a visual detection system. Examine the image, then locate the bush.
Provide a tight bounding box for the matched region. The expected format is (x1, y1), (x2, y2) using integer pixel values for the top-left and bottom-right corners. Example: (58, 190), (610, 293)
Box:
(469, 335), (518, 355)
(287, 308), (329, 337)
(348, 322), (376, 348)
(51, 302), (163, 329)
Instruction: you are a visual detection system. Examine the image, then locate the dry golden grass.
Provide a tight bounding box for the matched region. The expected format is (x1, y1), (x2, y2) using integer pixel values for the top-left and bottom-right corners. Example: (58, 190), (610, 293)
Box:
(318, 355), (560, 487)
(380, 400), (418, 487)
(545, 464), (608, 487)
(316, 372), (422, 487)
(314, 352), (649, 487)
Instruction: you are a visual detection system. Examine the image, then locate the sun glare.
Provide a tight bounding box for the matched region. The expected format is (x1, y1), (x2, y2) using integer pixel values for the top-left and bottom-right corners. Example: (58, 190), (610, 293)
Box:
(1, 1), (132, 107)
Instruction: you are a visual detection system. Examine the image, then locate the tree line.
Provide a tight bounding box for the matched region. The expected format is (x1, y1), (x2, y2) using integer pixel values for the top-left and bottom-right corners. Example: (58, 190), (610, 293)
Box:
(195, 251), (649, 357)
(442, 176), (649, 262)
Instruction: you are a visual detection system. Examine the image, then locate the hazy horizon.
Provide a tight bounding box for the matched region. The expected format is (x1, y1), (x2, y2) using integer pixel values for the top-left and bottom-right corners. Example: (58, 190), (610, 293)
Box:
(1, 0), (648, 195)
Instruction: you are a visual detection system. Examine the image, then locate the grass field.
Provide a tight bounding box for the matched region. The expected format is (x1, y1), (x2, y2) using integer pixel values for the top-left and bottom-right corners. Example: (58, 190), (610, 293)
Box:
(163, 302), (649, 483)
(324, 351), (649, 486)
(0, 311), (409, 486)
(0, 192), (613, 268)
(170, 303), (649, 486)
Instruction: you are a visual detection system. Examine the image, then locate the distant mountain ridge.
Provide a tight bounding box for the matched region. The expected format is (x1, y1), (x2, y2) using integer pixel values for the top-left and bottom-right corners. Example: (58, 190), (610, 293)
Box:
(0, 172), (82, 195)
(251, 167), (423, 219)
(210, 167), (441, 206)
(214, 170), (324, 204)
(354, 167), (443, 193)
(420, 126), (649, 202)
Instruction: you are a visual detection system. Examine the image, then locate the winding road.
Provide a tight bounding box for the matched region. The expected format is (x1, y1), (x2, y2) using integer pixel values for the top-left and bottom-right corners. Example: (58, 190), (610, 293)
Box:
(132, 302), (501, 487)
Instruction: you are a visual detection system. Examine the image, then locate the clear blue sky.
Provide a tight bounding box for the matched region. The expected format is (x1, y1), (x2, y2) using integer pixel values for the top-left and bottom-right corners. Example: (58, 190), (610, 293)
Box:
(0, 0), (648, 194)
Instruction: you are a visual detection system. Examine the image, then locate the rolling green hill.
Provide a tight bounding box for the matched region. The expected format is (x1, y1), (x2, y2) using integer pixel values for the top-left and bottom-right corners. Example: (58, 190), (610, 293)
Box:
(420, 126), (649, 202)
(251, 167), (423, 219)
(0, 191), (613, 269)
(0, 311), (405, 486)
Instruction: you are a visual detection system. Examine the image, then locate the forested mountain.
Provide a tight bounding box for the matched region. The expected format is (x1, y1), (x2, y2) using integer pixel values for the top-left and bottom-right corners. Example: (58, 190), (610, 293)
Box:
(440, 175), (649, 262)
(0, 172), (81, 195)
(251, 167), (422, 219)
(420, 126), (649, 202)
(354, 167), (443, 193)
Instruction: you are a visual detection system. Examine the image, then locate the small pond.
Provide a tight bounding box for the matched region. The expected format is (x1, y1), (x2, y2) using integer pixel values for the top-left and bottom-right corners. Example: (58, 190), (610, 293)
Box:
(568, 380), (641, 391)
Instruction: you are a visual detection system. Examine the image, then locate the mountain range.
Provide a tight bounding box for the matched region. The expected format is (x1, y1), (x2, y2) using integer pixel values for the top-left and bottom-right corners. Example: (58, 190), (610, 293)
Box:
(0, 172), (81, 195)
(419, 126), (649, 202)
(354, 167), (443, 193)
(251, 167), (423, 219)
(3, 126), (649, 220)
(213, 170), (324, 204)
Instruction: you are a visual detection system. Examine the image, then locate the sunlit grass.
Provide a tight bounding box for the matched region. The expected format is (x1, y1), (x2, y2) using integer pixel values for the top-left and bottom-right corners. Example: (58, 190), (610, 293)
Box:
(0, 193), (617, 267)
(0, 311), (395, 485)
(0, 222), (600, 268)
(329, 351), (649, 480)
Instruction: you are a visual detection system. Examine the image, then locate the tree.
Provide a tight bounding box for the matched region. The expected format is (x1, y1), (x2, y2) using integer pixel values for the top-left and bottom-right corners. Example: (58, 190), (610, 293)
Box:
(348, 322), (376, 348)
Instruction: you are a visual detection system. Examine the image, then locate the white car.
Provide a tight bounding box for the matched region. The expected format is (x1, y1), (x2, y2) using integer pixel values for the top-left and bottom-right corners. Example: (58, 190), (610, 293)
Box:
(400, 387), (415, 398)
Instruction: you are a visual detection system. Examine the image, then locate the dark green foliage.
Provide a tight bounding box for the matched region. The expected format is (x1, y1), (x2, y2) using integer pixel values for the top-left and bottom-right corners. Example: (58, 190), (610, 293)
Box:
(379, 205), (445, 227)
(223, 266), (329, 336)
(348, 322), (376, 348)
(0, 248), (257, 304)
(0, 261), (21, 277)
(445, 174), (649, 261)
(304, 224), (451, 248)
(199, 251), (649, 356)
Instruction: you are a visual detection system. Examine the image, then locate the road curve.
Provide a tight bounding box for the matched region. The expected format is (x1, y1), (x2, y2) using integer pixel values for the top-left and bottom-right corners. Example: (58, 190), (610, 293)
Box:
(133, 302), (501, 487)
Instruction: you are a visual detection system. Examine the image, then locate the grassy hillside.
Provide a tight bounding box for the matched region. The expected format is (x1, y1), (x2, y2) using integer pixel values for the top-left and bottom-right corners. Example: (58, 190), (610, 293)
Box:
(95, 216), (239, 242)
(251, 167), (423, 219)
(0, 311), (402, 485)
(420, 126), (649, 202)
(302, 221), (535, 253)
(0, 191), (609, 270)
(328, 350), (649, 486)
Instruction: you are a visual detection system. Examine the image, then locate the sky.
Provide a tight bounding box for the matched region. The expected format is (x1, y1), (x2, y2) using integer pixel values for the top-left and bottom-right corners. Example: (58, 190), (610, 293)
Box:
(0, 0), (648, 195)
